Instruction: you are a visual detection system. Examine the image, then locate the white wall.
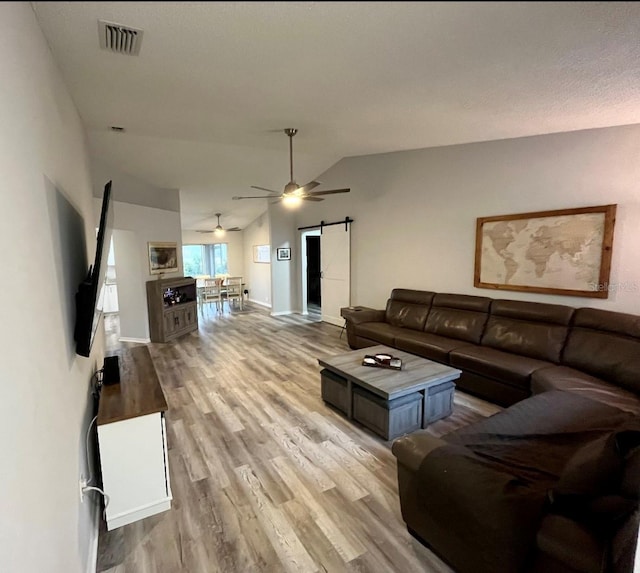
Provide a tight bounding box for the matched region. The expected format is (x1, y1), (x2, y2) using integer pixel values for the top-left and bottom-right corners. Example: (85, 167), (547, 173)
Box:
(92, 158), (180, 212)
(296, 124), (640, 314)
(0, 4), (102, 572)
(97, 199), (184, 341)
(269, 204), (300, 315)
(182, 229), (244, 277)
(243, 212), (272, 307)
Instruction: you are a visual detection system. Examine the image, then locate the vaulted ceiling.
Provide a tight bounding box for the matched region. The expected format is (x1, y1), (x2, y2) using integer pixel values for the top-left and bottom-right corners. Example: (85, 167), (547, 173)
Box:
(33, 2), (640, 230)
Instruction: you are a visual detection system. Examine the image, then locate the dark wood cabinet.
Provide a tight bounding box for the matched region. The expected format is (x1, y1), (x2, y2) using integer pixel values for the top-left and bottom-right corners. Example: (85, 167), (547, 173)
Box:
(146, 277), (198, 342)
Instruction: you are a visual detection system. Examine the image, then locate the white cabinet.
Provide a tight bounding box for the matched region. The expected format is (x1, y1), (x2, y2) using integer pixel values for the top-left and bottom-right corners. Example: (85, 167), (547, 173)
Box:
(98, 412), (172, 530)
(97, 346), (172, 530)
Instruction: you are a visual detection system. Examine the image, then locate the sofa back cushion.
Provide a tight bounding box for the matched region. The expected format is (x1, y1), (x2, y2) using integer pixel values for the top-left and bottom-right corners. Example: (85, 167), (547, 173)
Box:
(385, 289), (435, 330)
(562, 308), (640, 394)
(424, 293), (491, 344)
(481, 300), (574, 363)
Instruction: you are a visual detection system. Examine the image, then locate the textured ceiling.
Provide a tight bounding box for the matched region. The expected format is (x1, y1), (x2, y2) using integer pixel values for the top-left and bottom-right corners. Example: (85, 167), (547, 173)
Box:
(32, 2), (640, 230)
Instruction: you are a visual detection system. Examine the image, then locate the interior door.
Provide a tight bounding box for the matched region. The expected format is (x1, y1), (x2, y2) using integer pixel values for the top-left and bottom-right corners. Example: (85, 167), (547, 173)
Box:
(306, 236), (321, 306)
(320, 224), (350, 326)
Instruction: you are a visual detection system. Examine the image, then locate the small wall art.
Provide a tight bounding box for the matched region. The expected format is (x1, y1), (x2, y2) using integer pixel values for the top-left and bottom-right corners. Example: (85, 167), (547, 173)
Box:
(253, 244), (271, 263)
(148, 241), (179, 275)
(277, 247), (291, 261)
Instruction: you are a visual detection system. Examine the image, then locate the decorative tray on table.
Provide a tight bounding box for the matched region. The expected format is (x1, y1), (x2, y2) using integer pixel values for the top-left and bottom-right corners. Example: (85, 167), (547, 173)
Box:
(362, 353), (403, 371)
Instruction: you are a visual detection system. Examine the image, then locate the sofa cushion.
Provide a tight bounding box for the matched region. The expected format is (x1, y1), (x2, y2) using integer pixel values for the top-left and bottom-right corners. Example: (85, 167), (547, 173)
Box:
(395, 329), (473, 363)
(385, 299), (430, 331)
(354, 322), (404, 347)
(389, 288), (436, 306)
(481, 300), (574, 363)
(536, 515), (606, 573)
(531, 366), (640, 415)
(424, 293), (491, 344)
(450, 345), (551, 389)
(562, 308), (640, 395)
(553, 433), (624, 498)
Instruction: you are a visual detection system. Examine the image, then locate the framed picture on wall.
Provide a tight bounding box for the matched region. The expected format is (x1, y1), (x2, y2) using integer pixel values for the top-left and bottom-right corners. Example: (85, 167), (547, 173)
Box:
(148, 241), (179, 275)
(253, 244), (271, 263)
(474, 204), (617, 298)
(276, 247), (291, 261)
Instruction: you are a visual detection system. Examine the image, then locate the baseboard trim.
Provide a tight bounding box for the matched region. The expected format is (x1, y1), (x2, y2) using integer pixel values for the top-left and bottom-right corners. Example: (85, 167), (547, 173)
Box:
(270, 310), (294, 316)
(118, 337), (151, 344)
(248, 299), (271, 309)
(106, 497), (172, 530)
(86, 501), (99, 573)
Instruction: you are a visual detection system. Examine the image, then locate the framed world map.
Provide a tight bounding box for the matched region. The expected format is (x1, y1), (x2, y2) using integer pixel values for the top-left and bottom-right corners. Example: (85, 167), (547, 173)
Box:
(474, 204), (617, 298)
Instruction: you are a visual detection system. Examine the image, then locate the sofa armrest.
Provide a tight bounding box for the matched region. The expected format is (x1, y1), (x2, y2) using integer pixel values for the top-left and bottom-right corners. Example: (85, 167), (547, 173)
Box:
(391, 431), (448, 473)
(343, 308), (386, 326)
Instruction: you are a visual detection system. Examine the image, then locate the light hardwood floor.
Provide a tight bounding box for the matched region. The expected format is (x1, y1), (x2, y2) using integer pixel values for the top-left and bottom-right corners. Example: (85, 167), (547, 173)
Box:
(97, 306), (500, 573)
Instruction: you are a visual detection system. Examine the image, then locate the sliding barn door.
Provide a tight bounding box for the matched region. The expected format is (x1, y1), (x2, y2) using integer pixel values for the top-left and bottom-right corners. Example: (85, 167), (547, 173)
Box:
(320, 224), (351, 326)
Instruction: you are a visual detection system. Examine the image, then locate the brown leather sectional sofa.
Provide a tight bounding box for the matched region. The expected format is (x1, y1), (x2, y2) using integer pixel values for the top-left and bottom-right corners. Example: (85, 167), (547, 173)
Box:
(344, 288), (640, 572)
(345, 288), (640, 412)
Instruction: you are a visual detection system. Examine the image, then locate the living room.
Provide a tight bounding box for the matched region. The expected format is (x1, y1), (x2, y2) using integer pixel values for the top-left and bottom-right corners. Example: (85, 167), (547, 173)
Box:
(2, 2), (640, 573)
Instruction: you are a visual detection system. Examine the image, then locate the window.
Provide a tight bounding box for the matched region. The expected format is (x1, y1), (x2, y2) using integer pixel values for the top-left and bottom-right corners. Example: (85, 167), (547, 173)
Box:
(182, 243), (228, 276)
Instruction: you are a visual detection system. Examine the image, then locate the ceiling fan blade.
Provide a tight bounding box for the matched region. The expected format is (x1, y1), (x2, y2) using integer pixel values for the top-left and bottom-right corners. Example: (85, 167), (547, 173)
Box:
(305, 188), (350, 196)
(302, 196), (324, 202)
(195, 229), (214, 233)
(251, 185), (280, 194)
(228, 227), (242, 232)
(297, 181), (320, 194)
(232, 195), (280, 200)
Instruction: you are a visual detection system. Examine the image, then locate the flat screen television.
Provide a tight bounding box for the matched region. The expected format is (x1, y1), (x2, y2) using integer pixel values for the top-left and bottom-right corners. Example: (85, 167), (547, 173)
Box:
(74, 181), (114, 357)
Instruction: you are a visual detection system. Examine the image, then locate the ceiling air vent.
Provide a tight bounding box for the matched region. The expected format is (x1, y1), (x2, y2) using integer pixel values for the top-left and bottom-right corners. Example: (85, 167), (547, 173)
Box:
(98, 20), (144, 56)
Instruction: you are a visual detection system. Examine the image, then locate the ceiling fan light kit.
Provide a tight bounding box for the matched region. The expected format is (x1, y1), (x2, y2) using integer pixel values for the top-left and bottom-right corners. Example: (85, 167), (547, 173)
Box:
(196, 213), (241, 234)
(232, 129), (350, 206)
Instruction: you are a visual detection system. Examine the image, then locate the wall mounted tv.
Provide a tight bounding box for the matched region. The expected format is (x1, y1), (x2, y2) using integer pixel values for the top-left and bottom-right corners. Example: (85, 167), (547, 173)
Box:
(74, 181), (114, 357)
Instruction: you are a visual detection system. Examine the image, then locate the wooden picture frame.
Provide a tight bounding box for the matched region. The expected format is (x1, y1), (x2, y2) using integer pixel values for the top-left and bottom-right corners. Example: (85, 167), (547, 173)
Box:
(474, 204), (616, 298)
(148, 241), (179, 275)
(253, 244), (271, 263)
(276, 247), (291, 261)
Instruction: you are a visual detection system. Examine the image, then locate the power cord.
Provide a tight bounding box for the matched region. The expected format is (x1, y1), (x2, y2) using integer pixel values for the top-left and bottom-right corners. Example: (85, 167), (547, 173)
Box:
(82, 485), (110, 520)
(85, 415), (98, 485)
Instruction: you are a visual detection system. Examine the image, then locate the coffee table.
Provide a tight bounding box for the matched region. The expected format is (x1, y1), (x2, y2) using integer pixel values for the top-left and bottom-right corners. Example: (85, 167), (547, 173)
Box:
(318, 345), (461, 440)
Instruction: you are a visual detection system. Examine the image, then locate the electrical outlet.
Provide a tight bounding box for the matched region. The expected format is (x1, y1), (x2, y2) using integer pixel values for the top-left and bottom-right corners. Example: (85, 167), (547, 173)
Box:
(79, 477), (88, 502)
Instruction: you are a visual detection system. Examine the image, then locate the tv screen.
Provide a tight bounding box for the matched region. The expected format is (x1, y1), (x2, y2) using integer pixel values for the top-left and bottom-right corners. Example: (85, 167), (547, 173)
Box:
(74, 181), (114, 357)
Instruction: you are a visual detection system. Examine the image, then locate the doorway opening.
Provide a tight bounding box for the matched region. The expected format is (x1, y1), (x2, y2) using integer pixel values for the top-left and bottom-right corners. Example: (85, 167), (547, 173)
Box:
(301, 229), (321, 317)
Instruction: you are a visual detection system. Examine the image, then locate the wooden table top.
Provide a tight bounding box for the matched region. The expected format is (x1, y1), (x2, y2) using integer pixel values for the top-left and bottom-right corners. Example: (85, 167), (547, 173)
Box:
(98, 345), (168, 426)
(318, 345), (461, 400)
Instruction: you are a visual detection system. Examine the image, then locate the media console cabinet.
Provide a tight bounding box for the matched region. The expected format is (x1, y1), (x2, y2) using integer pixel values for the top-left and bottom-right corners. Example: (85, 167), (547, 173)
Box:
(97, 345), (172, 530)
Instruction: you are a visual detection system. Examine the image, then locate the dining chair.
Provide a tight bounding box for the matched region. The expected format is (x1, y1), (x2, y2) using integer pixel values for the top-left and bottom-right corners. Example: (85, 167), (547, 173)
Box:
(225, 276), (243, 310)
(202, 278), (223, 312)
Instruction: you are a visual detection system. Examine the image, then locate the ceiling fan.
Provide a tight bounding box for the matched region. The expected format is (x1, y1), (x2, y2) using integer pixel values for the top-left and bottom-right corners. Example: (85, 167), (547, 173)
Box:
(232, 128), (350, 205)
(195, 213), (241, 235)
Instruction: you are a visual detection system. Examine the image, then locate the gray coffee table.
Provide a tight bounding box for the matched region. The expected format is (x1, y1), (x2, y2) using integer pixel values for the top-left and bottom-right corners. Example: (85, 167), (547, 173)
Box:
(318, 345), (461, 440)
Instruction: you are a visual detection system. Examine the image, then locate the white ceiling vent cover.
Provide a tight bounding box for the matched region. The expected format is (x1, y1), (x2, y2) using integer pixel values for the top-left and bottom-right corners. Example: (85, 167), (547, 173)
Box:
(98, 20), (143, 56)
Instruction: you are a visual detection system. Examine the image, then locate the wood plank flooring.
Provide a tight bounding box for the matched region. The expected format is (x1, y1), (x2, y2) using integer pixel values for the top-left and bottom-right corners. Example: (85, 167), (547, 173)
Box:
(97, 306), (500, 573)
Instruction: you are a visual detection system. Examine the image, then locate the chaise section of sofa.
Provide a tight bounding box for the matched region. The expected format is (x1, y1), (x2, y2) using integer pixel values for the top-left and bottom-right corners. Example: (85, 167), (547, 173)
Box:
(392, 390), (640, 573)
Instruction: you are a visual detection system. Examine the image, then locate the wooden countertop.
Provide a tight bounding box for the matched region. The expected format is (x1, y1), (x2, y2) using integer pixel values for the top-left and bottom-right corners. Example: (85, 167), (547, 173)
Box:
(97, 345), (168, 426)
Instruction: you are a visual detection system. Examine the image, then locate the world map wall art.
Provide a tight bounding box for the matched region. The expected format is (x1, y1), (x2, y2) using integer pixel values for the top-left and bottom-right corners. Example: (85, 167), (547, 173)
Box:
(474, 204), (617, 298)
